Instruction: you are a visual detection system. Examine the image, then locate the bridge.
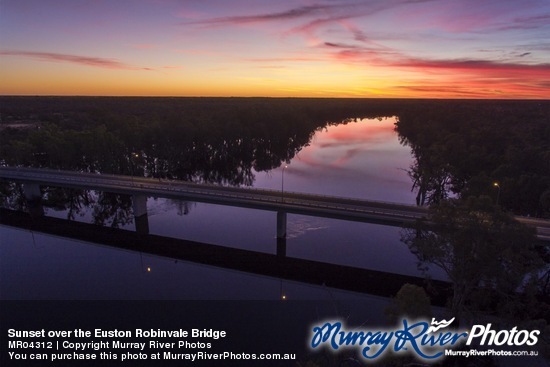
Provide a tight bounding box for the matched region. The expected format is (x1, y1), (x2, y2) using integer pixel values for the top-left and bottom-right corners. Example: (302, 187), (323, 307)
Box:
(1, 167), (549, 242)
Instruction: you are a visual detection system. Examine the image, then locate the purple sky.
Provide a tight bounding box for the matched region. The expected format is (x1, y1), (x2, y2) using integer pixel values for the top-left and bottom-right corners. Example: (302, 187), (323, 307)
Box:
(1, 0), (549, 98)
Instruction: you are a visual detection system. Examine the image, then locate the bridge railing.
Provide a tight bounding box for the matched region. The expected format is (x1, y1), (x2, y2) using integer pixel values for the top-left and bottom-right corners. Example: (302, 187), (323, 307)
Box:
(0, 166), (425, 211)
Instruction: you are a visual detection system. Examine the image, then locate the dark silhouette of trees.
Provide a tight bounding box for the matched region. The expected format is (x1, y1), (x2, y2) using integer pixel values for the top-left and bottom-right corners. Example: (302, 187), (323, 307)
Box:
(395, 100), (550, 217)
(0, 96), (406, 186)
(401, 196), (545, 321)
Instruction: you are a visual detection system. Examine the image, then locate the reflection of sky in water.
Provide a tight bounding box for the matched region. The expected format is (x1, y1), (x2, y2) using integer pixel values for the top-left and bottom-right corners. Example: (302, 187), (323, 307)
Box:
(163, 118), (436, 278)
(1, 225), (390, 302)
(144, 200), (432, 279)
(2, 117), (447, 301)
(254, 117), (415, 203)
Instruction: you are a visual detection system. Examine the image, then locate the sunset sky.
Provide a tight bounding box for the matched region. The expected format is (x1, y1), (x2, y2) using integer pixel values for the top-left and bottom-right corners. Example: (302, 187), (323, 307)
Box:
(1, 0), (549, 98)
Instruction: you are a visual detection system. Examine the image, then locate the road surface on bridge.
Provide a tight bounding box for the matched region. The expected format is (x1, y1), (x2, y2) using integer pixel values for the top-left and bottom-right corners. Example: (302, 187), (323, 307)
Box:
(1, 167), (549, 241)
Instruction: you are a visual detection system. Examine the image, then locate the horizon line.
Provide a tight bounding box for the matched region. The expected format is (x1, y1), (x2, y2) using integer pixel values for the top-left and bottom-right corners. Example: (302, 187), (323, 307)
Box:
(1, 94), (549, 101)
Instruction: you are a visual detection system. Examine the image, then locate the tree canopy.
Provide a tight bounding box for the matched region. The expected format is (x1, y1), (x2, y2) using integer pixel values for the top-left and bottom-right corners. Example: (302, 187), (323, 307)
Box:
(401, 196), (546, 321)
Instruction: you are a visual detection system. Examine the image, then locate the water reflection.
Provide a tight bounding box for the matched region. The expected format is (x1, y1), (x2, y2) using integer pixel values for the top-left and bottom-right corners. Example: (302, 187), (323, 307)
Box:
(1, 116), (431, 301)
(0, 222), (442, 301)
(254, 117), (415, 203)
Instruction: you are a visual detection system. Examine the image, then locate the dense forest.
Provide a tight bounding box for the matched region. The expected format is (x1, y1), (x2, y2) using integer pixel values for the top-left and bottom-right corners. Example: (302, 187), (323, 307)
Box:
(1, 96), (549, 217)
(395, 100), (550, 217)
(0, 97), (402, 185)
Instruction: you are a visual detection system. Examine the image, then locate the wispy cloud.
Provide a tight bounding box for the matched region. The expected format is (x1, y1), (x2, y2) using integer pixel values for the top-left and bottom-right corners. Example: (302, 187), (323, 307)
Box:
(395, 58), (550, 76)
(180, 1), (393, 46)
(495, 13), (550, 32)
(3, 0), (547, 97)
(180, 0), (550, 98)
(180, 4), (334, 26)
(0, 50), (152, 71)
(392, 84), (493, 98)
(320, 40), (550, 75)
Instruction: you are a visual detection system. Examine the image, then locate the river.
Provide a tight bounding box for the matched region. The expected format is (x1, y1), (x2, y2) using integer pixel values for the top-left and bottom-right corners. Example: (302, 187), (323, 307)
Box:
(0, 117), (445, 300)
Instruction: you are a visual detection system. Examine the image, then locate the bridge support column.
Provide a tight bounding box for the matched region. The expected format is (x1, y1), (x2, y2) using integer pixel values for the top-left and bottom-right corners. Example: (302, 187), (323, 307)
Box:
(23, 183), (44, 216)
(277, 211), (287, 239)
(276, 238), (286, 257)
(23, 183), (41, 201)
(132, 195), (149, 235)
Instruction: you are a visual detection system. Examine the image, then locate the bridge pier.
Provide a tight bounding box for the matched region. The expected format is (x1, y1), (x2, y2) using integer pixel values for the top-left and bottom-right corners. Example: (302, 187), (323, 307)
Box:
(276, 238), (286, 257)
(23, 183), (41, 201)
(132, 195), (149, 235)
(277, 211), (287, 239)
(23, 183), (44, 216)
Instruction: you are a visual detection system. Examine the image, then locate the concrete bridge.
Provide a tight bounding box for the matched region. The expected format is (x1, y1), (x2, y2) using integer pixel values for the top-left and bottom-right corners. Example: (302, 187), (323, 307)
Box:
(1, 167), (549, 242)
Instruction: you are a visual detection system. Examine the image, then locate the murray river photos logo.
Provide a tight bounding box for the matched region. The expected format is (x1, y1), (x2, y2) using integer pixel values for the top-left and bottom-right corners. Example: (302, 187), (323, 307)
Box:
(310, 318), (540, 361)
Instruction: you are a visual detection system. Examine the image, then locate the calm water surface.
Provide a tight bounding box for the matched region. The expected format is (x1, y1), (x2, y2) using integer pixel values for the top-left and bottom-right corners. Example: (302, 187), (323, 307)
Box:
(1, 117), (445, 300)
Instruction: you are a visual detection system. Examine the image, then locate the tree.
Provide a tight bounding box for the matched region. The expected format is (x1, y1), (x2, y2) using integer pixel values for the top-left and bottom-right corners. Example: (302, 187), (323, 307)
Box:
(401, 196), (542, 321)
(385, 283), (432, 324)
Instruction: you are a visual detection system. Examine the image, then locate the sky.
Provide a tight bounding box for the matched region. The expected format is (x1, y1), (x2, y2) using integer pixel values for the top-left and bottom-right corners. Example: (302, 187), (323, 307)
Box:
(1, 0), (549, 98)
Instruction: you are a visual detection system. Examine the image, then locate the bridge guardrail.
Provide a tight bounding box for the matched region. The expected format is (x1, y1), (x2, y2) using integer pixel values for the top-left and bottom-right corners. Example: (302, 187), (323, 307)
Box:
(0, 167), (424, 211)
(2, 167), (549, 228)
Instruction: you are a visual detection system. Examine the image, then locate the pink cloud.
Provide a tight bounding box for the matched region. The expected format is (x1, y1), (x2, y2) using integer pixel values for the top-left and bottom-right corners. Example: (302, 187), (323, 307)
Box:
(319, 39), (550, 79)
(508, 13), (550, 29)
(394, 58), (550, 77)
(1, 50), (152, 71)
(181, 5), (332, 27)
(392, 85), (492, 98)
(180, 1), (380, 45)
(388, 58), (550, 98)
(389, 74), (549, 98)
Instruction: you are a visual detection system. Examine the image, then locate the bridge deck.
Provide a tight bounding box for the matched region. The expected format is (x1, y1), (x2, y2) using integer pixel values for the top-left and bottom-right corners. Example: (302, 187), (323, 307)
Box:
(1, 167), (549, 241)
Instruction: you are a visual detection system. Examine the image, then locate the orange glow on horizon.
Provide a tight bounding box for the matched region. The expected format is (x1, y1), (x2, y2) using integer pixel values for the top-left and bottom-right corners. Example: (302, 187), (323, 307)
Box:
(2, 66), (546, 99)
(1, 1), (549, 99)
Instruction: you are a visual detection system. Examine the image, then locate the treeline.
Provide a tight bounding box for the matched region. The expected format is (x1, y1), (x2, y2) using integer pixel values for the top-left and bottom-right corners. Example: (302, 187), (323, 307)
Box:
(1, 97), (549, 216)
(395, 100), (550, 217)
(0, 97), (403, 185)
